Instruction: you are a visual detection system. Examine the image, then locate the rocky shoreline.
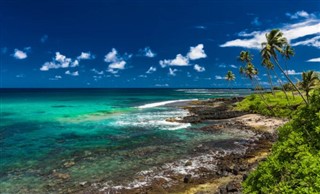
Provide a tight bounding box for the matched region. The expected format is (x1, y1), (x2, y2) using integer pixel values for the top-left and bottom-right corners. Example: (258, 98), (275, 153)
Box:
(74, 98), (286, 194)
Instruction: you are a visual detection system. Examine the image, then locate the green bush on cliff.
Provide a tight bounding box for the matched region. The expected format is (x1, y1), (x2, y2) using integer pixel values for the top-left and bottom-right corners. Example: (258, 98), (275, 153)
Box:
(236, 92), (304, 118)
(242, 89), (320, 193)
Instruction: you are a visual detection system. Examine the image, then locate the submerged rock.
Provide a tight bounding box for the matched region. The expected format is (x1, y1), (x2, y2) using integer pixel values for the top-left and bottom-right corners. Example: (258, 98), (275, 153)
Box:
(184, 174), (192, 183)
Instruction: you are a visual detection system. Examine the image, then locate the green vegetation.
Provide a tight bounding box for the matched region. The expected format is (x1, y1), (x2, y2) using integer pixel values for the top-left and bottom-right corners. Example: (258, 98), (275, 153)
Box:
(242, 89), (320, 193)
(236, 91), (304, 118)
(230, 29), (320, 193)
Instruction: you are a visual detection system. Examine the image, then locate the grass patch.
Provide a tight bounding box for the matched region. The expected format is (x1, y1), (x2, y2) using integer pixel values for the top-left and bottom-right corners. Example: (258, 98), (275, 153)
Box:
(236, 91), (304, 118)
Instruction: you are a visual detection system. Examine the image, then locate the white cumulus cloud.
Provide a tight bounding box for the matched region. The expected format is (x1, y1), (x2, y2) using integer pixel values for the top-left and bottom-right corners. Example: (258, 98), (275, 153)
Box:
(77, 52), (95, 60)
(160, 54), (189, 67)
(230, 64), (237, 68)
(284, 69), (302, 75)
(109, 61), (126, 69)
(104, 48), (118, 62)
(65, 70), (79, 76)
(40, 52), (78, 71)
(12, 49), (27, 59)
(215, 75), (225, 80)
(194, 64), (205, 72)
(187, 44), (207, 60)
(104, 48), (131, 73)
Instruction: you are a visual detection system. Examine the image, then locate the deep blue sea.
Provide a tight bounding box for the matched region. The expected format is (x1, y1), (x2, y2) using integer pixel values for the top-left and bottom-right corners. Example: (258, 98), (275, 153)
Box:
(0, 88), (251, 193)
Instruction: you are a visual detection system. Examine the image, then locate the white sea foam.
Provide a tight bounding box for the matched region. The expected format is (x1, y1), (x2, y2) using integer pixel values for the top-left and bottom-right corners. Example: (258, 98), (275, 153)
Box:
(137, 99), (197, 109)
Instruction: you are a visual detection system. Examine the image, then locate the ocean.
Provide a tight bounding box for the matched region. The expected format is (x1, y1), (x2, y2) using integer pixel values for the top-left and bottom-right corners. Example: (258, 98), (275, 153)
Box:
(0, 88), (251, 193)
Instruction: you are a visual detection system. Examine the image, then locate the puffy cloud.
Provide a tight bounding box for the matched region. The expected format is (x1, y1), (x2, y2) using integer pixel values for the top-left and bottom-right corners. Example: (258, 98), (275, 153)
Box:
(194, 64), (205, 72)
(104, 48), (131, 73)
(41, 35), (48, 43)
(251, 17), (261, 26)
(65, 70), (79, 76)
(71, 60), (79, 67)
(109, 61), (126, 69)
(160, 54), (189, 67)
(104, 48), (118, 62)
(146, 66), (157, 74)
(12, 49), (27, 59)
(230, 64), (237, 68)
(40, 52), (77, 71)
(215, 75), (225, 80)
(187, 44), (207, 60)
(168, 68), (178, 76)
(307, 57), (320, 62)
(220, 19), (320, 49)
(139, 47), (156, 58)
(284, 70), (302, 75)
(286, 10), (314, 19)
(55, 52), (72, 68)
(77, 52), (95, 60)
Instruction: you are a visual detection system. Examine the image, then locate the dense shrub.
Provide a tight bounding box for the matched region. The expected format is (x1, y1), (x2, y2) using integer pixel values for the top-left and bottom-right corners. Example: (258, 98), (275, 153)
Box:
(243, 89), (320, 193)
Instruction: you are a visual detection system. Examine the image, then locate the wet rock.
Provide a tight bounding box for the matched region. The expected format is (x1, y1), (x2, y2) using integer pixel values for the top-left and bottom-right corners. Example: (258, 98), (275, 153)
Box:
(226, 181), (241, 192)
(53, 172), (70, 180)
(185, 160), (192, 166)
(184, 174), (192, 183)
(63, 161), (75, 168)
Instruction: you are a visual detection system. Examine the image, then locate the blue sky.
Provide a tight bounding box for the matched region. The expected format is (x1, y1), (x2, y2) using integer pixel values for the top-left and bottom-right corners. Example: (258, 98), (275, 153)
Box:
(0, 0), (319, 88)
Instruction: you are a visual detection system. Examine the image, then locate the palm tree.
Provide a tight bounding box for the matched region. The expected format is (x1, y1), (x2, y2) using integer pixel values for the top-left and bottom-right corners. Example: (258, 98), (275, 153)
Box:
(261, 29), (308, 104)
(300, 71), (320, 102)
(226, 71), (237, 100)
(238, 51), (253, 63)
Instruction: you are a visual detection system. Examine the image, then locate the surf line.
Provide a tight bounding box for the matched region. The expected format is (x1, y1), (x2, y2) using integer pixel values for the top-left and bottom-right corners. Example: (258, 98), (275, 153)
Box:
(137, 99), (198, 109)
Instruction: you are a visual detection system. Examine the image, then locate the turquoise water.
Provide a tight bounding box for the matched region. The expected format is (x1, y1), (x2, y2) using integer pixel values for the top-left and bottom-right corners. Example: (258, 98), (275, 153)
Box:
(0, 88), (250, 193)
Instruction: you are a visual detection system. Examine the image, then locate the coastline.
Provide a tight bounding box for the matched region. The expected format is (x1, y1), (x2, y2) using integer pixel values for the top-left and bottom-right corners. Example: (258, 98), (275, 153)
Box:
(77, 98), (287, 194)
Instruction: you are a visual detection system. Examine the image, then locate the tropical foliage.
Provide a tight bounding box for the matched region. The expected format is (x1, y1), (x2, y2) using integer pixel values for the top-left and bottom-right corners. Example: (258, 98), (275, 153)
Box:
(242, 89), (320, 193)
(261, 29), (307, 104)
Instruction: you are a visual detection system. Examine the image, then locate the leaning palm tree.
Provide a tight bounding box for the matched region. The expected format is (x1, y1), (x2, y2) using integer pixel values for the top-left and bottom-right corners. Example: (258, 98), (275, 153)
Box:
(226, 71), (237, 100)
(261, 29), (308, 104)
(300, 71), (320, 102)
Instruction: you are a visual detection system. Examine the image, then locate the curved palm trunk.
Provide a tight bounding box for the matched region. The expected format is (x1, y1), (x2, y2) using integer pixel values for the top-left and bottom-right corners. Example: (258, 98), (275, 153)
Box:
(273, 57), (308, 104)
(266, 69), (275, 96)
(251, 78), (275, 115)
(284, 60), (295, 99)
(231, 81), (239, 101)
(272, 69), (290, 102)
